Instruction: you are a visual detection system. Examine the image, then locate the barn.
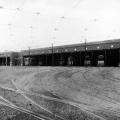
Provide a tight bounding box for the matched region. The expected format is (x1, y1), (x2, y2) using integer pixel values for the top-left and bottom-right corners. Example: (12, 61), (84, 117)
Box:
(21, 39), (120, 67)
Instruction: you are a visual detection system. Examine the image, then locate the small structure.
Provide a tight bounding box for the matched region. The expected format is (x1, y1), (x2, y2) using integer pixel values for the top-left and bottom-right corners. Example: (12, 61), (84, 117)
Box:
(0, 52), (20, 66)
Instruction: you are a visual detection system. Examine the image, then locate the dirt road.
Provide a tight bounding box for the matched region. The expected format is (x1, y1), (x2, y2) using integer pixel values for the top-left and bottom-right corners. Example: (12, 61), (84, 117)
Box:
(0, 67), (120, 120)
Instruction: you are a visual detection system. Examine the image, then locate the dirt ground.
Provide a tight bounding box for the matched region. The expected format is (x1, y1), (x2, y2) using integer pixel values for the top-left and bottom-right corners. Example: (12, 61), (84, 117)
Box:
(0, 66), (120, 120)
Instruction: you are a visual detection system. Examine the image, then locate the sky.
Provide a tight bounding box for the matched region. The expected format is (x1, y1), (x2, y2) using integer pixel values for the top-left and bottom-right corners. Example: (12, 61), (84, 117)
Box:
(0, 0), (120, 52)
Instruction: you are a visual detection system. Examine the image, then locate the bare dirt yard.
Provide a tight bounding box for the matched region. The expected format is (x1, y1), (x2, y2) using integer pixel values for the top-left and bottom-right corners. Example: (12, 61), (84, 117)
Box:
(0, 66), (120, 120)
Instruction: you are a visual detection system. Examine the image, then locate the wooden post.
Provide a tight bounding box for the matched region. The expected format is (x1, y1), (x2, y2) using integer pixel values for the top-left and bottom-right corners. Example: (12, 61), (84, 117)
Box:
(79, 52), (81, 66)
(119, 49), (120, 67)
(91, 51), (94, 66)
(52, 43), (54, 66)
(28, 47), (31, 66)
(84, 39), (87, 67)
(104, 50), (107, 66)
(45, 55), (47, 66)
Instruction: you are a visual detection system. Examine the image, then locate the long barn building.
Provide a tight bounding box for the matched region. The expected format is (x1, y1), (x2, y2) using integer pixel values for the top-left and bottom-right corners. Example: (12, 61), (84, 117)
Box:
(0, 39), (120, 67)
(21, 39), (120, 67)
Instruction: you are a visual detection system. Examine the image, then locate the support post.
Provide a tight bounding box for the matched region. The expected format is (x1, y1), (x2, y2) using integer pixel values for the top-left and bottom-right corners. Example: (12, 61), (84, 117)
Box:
(28, 46), (31, 66)
(84, 39), (87, 66)
(10, 56), (13, 66)
(45, 55), (47, 66)
(91, 51), (94, 66)
(6, 57), (7, 66)
(5, 52), (8, 66)
(119, 49), (120, 67)
(104, 50), (107, 66)
(52, 43), (54, 66)
(20, 57), (23, 66)
(79, 52), (81, 66)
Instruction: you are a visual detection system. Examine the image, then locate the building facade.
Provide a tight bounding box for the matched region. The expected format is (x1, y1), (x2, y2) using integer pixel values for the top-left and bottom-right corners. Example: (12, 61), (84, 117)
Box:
(0, 52), (20, 66)
(20, 39), (120, 67)
(0, 39), (120, 67)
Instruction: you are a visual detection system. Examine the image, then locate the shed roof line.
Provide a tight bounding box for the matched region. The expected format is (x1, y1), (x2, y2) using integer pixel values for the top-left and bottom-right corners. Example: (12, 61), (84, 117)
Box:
(21, 39), (120, 53)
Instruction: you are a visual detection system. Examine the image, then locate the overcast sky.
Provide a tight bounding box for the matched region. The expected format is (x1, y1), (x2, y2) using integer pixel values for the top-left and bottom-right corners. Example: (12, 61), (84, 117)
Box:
(0, 0), (120, 52)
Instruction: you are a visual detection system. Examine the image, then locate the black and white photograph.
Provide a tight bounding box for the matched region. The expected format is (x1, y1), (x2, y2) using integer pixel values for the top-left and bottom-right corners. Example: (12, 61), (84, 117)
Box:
(0, 0), (120, 120)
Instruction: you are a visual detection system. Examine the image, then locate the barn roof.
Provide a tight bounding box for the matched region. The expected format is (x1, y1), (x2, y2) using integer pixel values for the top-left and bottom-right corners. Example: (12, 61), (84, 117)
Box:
(0, 52), (19, 58)
(21, 39), (120, 56)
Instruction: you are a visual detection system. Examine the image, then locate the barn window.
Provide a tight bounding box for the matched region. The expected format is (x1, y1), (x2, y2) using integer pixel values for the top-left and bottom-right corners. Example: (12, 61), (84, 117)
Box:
(97, 46), (100, 49)
(65, 49), (68, 52)
(111, 45), (114, 48)
(74, 48), (77, 51)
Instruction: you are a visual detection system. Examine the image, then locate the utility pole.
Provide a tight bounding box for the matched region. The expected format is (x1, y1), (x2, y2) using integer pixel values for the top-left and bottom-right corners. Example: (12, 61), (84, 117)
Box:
(84, 28), (88, 67)
(84, 39), (87, 66)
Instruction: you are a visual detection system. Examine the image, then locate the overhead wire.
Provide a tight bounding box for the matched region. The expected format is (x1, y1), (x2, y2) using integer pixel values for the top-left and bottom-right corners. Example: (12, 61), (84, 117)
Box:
(50, 0), (83, 45)
(5, 0), (27, 36)
(60, 0), (83, 18)
(1, 0), (84, 47)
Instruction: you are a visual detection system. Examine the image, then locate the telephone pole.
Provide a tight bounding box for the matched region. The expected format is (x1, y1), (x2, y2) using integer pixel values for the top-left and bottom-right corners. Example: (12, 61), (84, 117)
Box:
(84, 39), (87, 66)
